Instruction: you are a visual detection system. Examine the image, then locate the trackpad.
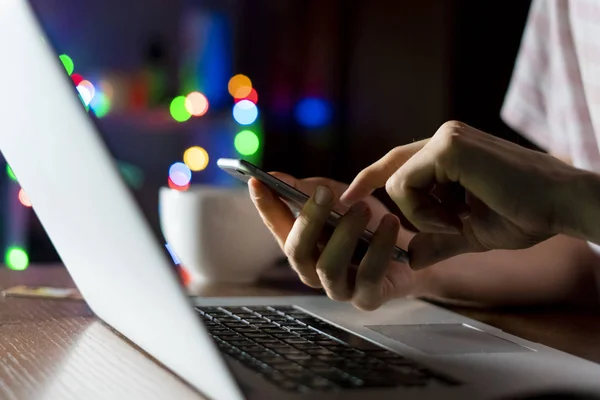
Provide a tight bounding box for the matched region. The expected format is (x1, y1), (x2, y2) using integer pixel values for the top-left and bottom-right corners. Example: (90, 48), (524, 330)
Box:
(366, 324), (532, 355)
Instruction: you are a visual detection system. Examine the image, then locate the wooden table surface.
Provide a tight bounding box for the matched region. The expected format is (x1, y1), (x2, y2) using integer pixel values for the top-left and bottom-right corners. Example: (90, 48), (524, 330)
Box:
(1, 265), (600, 400)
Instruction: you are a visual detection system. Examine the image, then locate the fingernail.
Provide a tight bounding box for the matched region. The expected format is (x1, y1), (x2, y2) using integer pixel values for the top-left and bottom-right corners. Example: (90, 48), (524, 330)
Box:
(339, 191), (352, 206)
(315, 186), (332, 206)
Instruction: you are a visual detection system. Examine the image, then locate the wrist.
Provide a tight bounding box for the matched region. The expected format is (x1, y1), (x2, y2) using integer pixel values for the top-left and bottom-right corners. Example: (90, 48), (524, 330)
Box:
(558, 170), (600, 244)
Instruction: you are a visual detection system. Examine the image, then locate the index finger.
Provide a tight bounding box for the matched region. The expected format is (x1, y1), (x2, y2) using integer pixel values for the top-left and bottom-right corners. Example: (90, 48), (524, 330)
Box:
(340, 140), (428, 206)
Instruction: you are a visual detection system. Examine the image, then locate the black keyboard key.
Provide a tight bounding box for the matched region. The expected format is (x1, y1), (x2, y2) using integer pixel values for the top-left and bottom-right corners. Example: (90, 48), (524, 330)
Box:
(198, 306), (460, 391)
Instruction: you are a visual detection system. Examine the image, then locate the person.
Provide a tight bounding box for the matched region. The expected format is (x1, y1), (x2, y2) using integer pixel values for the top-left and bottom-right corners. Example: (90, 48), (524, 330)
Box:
(249, 0), (600, 311)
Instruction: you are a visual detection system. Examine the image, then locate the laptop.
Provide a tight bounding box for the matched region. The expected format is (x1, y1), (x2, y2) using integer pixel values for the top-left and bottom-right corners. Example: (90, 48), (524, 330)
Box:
(2, 1), (600, 399)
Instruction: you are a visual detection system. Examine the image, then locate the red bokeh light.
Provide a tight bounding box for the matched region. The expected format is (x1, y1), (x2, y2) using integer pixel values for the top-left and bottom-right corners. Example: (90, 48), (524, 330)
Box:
(234, 88), (258, 105)
(168, 177), (190, 191)
(71, 73), (84, 86)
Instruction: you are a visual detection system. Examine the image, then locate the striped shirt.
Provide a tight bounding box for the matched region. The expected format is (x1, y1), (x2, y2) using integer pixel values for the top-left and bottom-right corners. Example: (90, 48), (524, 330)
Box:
(501, 0), (600, 251)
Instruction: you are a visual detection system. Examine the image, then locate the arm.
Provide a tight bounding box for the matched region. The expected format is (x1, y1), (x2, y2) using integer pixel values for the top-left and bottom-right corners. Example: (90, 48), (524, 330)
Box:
(412, 235), (600, 307)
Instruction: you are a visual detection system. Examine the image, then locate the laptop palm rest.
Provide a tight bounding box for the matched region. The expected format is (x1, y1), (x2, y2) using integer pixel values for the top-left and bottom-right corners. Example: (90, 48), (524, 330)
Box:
(366, 324), (533, 355)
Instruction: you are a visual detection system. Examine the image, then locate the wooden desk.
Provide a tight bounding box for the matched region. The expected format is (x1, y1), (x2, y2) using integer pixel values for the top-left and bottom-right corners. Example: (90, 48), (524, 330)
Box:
(1, 265), (600, 400)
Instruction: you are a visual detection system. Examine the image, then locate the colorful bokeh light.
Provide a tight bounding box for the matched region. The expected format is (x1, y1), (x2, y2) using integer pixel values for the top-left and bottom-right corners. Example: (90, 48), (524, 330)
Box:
(183, 146), (209, 171)
(228, 74), (252, 98)
(185, 92), (209, 117)
(71, 73), (84, 86)
(295, 97), (332, 128)
(77, 86), (93, 106)
(99, 80), (114, 100)
(118, 162), (145, 189)
(168, 178), (190, 191)
(234, 88), (258, 104)
(234, 130), (260, 156)
(233, 100), (259, 125)
(170, 96), (192, 122)
(18, 189), (32, 208)
(79, 80), (96, 99)
(6, 164), (17, 182)
(59, 54), (74, 75)
(91, 93), (111, 118)
(165, 243), (181, 265)
(5, 247), (29, 271)
(169, 162), (192, 186)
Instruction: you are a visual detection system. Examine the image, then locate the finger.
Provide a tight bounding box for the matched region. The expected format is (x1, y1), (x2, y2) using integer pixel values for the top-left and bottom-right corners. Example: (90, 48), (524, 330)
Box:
(340, 140), (428, 206)
(270, 172), (350, 202)
(386, 149), (462, 234)
(316, 202), (372, 301)
(408, 232), (478, 270)
(352, 214), (400, 311)
(248, 178), (295, 248)
(284, 186), (335, 288)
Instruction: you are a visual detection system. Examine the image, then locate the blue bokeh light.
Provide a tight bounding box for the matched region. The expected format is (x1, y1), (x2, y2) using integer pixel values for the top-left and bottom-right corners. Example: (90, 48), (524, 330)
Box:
(233, 100), (259, 125)
(169, 162), (192, 186)
(295, 97), (332, 128)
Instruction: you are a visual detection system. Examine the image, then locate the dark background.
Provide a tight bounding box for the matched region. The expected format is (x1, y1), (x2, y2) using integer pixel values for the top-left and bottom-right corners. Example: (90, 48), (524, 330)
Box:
(4, 0), (535, 263)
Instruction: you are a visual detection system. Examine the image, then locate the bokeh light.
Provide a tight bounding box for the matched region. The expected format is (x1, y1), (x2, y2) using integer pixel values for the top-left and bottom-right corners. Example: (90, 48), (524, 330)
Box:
(183, 146), (209, 171)
(168, 178), (190, 191)
(5, 247), (29, 271)
(71, 73), (84, 86)
(185, 92), (209, 117)
(233, 100), (259, 125)
(77, 86), (92, 106)
(234, 130), (260, 156)
(98, 80), (114, 100)
(165, 243), (181, 265)
(6, 164), (17, 182)
(79, 80), (96, 99)
(59, 54), (74, 75)
(18, 189), (32, 208)
(234, 88), (258, 104)
(91, 93), (111, 118)
(295, 97), (332, 128)
(118, 162), (145, 189)
(169, 162), (192, 186)
(228, 74), (252, 98)
(170, 96), (192, 122)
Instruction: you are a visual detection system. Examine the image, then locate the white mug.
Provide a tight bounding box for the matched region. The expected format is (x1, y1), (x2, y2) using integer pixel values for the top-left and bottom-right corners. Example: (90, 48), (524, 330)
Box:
(159, 185), (282, 284)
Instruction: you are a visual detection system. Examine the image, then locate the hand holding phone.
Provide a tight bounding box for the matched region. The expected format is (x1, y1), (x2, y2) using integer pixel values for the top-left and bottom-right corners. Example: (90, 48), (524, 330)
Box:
(217, 158), (409, 264)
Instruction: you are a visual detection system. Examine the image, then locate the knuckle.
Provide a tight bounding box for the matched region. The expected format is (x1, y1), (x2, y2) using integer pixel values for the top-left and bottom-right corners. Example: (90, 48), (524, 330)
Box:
(439, 120), (466, 132)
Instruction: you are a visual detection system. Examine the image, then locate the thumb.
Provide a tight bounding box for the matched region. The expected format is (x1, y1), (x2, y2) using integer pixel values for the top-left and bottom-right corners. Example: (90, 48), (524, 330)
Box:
(408, 232), (477, 270)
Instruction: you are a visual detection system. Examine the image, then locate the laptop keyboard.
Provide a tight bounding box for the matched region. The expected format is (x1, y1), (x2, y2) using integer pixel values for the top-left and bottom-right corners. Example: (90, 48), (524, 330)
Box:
(196, 305), (459, 392)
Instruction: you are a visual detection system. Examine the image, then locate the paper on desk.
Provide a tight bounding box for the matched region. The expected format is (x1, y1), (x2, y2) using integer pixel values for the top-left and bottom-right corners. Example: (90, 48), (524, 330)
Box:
(2, 285), (83, 300)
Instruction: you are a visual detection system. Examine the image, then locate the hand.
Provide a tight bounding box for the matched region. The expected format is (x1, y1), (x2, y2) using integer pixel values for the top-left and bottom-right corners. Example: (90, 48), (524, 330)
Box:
(341, 121), (586, 269)
(248, 174), (418, 311)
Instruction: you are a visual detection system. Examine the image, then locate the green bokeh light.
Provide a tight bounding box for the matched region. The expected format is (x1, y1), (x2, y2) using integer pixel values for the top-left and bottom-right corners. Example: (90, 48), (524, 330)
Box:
(235, 130), (260, 156)
(59, 54), (74, 75)
(170, 96), (191, 123)
(5, 247), (29, 271)
(92, 93), (111, 118)
(6, 164), (17, 182)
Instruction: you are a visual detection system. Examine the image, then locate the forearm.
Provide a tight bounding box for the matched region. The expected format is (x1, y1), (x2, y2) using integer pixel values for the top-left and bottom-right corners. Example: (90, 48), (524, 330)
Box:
(412, 235), (599, 307)
(563, 171), (600, 246)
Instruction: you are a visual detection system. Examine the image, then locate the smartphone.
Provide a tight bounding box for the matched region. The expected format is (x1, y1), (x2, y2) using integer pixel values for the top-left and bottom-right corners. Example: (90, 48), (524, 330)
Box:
(217, 158), (409, 264)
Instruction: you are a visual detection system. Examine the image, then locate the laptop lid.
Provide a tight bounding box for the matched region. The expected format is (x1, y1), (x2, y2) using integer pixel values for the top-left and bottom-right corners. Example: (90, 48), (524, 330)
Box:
(0, 1), (242, 399)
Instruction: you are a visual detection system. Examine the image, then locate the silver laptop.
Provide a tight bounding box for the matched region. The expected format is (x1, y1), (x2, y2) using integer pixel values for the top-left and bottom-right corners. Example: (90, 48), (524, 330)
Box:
(2, 1), (600, 399)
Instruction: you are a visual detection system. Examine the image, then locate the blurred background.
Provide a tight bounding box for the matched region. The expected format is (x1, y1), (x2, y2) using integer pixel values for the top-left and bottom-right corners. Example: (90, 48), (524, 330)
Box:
(0, 0), (536, 269)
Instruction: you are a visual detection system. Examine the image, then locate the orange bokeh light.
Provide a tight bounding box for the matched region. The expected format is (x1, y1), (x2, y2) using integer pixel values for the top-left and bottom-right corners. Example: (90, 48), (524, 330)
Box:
(228, 74), (252, 98)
